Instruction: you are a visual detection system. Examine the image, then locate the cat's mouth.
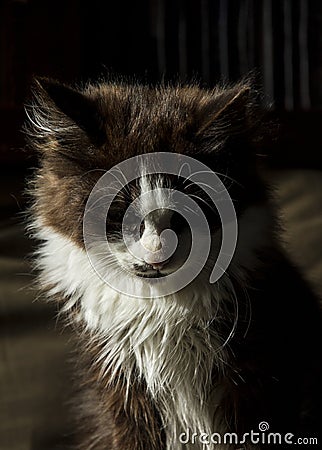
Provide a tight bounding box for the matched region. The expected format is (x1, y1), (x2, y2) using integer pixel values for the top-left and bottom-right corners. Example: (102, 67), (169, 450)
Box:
(131, 261), (170, 279)
(135, 271), (166, 279)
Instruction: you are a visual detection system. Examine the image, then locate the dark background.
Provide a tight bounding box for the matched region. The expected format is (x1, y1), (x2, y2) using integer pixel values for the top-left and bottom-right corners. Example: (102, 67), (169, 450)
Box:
(1, 0), (322, 169)
(1, 0), (322, 224)
(0, 1), (322, 449)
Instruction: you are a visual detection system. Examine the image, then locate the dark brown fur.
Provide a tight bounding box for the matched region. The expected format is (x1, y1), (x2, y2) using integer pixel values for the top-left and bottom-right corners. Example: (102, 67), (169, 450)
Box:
(72, 333), (165, 450)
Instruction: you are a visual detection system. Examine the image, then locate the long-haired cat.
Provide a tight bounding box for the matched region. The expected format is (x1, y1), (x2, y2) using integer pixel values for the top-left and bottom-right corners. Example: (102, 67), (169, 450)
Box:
(26, 78), (322, 449)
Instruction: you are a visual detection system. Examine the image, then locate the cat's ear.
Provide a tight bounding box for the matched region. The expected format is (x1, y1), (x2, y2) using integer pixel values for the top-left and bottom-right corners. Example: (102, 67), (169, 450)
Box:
(25, 78), (105, 151)
(196, 83), (261, 149)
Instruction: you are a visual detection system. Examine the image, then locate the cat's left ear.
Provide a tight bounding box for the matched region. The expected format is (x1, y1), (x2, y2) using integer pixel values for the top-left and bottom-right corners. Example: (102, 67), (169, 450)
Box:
(196, 83), (261, 148)
(26, 78), (105, 151)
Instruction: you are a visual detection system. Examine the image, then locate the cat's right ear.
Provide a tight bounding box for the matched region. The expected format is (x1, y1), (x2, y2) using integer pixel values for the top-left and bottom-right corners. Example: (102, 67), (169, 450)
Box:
(194, 82), (264, 154)
(25, 78), (105, 153)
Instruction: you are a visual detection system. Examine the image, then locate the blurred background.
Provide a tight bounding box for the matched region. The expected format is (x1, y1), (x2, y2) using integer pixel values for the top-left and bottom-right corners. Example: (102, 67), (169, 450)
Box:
(0, 1), (322, 449)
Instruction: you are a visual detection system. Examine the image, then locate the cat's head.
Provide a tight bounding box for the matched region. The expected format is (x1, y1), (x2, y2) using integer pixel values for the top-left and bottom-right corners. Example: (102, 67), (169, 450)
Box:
(26, 79), (266, 290)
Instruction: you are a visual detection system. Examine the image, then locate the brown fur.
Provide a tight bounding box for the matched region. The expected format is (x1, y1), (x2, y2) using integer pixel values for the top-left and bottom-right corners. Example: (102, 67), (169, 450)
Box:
(74, 334), (165, 450)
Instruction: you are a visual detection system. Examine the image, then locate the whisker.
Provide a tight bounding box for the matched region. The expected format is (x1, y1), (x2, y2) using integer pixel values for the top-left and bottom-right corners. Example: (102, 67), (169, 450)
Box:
(182, 169), (214, 184)
(79, 168), (107, 180)
(189, 193), (217, 213)
(177, 162), (192, 179)
(214, 171), (242, 187)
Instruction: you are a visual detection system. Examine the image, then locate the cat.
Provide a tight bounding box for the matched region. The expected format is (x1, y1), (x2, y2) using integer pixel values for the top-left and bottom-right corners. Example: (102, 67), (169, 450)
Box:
(26, 78), (322, 449)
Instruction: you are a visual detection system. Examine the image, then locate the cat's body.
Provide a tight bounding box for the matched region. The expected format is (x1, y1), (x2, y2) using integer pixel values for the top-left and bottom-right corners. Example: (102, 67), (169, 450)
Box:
(27, 79), (322, 449)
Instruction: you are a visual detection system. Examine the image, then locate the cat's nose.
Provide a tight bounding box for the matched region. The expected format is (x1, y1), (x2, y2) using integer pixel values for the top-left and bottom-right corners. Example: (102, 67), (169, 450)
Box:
(140, 227), (174, 270)
(143, 249), (169, 269)
(141, 233), (162, 252)
(141, 232), (167, 268)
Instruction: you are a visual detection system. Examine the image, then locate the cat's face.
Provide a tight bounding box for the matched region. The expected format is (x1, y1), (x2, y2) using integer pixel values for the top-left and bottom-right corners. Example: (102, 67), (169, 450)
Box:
(106, 175), (191, 278)
(103, 169), (222, 281)
(27, 79), (264, 288)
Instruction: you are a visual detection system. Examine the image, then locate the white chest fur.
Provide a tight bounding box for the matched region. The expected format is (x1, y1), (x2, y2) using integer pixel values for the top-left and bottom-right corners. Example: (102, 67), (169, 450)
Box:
(34, 225), (238, 449)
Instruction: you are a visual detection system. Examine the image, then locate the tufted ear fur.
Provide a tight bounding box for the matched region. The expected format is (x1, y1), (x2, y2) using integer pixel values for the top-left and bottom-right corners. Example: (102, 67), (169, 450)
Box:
(25, 78), (106, 154)
(195, 83), (262, 152)
(198, 85), (250, 133)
